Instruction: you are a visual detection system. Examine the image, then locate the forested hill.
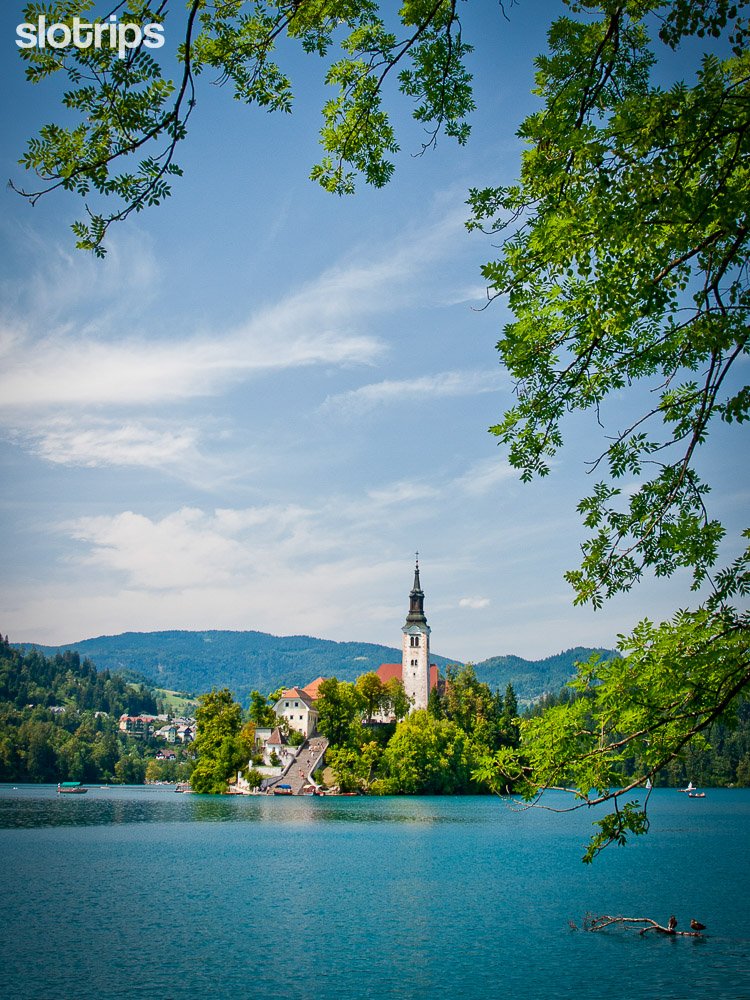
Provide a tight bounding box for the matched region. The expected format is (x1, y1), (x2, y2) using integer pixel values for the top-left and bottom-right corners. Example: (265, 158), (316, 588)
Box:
(472, 647), (619, 704)
(0, 635), (158, 783)
(20, 630), (459, 706)
(1, 636), (155, 717)
(17, 630), (617, 706)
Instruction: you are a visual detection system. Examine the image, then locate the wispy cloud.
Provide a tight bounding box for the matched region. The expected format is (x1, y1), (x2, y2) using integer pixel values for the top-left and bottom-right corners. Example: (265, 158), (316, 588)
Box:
(322, 369), (500, 416)
(366, 482), (439, 505)
(0, 203), (474, 425)
(15, 418), (203, 473)
(458, 596), (491, 609)
(0, 325), (384, 411)
(52, 501), (414, 640)
(452, 456), (519, 497)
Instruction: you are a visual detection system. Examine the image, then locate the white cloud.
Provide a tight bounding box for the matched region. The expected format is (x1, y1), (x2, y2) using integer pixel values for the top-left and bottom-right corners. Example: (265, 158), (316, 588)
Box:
(0, 204), (470, 417)
(437, 283), (497, 307)
(20, 419), (201, 471)
(458, 596), (491, 609)
(322, 369), (500, 416)
(452, 456), (519, 497)
(67, 508), (250, 590)
(0, 326), (383, 411)
(47, 500), (413, 642)
(366, 482), (439, 505)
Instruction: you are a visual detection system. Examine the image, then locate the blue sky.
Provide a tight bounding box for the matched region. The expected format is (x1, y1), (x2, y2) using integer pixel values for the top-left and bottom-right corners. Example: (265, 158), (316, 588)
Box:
(1, 2), (746, 662)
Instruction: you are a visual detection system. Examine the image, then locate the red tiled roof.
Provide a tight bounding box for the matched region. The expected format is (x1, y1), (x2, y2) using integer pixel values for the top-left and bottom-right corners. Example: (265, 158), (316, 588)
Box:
(280, 687), (303, 699)
(277, 688), (315, 709)
(376, 663), (439, 691)
(301, 676), (327, 701)
(376, 663), (402, 684)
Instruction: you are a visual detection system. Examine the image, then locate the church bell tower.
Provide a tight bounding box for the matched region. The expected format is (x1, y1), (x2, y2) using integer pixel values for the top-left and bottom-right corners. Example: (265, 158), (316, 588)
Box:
(401, 555), (431, 711)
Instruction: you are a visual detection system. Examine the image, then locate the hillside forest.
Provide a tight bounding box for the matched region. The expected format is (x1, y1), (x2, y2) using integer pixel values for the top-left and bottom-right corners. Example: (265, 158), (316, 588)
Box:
(21, 630), (617, 705)
(1, 634), (748, 790)
(0, 636), (192, 785)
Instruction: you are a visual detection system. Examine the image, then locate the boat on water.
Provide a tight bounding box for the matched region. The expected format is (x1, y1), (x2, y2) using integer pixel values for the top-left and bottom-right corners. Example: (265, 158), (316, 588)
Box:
(272, 783), (293, 795)
(174, 782), (192, 793)
(57, 781), (87, 795)
(688, 791), (706, 798)
(679, 781), (697, 793)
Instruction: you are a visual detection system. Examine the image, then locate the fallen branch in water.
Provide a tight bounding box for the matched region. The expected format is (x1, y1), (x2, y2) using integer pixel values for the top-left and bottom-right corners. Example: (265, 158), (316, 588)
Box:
(583, 914), (706, 936)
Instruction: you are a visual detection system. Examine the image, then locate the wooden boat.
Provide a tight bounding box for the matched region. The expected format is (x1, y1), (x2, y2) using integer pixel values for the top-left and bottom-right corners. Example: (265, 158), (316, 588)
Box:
(688, 791), (706, 798)
(57, 781), (87, 794)
(174, 782), (192, 793)
(272, 783), (293, 795)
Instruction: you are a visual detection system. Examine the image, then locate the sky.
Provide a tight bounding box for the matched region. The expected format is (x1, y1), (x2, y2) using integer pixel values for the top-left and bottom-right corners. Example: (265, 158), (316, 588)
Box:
(0, 2), (746, 663)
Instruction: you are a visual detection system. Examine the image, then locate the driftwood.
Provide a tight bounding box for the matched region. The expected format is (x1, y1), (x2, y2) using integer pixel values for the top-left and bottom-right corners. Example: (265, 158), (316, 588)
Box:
(582, 914), (706, 937)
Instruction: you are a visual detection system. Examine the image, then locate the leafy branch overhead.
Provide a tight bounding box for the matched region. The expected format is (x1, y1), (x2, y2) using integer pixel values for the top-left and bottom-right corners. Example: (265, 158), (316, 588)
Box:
(470, 0), (750, 857)
(11, 0), (750, 858)
(13, 0), (475, 255)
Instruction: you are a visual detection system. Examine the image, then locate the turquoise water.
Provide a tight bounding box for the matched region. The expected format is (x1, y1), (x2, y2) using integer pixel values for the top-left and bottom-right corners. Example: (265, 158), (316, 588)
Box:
(0, 786), (748, 1000)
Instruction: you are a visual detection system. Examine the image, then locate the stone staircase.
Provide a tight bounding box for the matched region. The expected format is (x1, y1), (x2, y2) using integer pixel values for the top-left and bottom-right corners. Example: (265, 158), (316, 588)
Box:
(273, 736), (329, 794)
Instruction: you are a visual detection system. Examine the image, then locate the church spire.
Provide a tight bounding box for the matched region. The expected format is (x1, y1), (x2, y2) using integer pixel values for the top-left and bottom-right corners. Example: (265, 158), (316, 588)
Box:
(405, 552), (427, 625)
(401, 553), (431, 711)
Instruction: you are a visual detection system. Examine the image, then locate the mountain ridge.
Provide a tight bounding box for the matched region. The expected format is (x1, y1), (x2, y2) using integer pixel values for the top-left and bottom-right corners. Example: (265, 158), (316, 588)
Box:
(16, 629), (618, 706)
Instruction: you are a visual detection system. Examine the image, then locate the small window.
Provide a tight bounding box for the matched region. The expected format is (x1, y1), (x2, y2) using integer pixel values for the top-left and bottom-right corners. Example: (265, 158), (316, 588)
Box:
(410, 635), (420, 647)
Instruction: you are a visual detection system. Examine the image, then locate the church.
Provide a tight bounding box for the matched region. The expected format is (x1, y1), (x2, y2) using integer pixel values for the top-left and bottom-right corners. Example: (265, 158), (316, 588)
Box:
(375, 557), (439, 712)
(264, 558), (440, 747)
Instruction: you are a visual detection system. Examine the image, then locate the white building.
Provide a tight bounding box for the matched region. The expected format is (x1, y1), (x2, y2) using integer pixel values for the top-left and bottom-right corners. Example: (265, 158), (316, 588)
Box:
(272, 687), (319, 737)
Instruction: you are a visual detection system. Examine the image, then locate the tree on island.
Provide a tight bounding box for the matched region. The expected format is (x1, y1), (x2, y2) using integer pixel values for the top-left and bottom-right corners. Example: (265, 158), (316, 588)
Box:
(248, 689), (278, 728)
(355, 672), (387, 724)
(381, 710), (475, 794)
(319, 666), (519, 794)
(12, 1), (750, 850)
(190, 688), (252, 794)
(315, 677), (366, 748)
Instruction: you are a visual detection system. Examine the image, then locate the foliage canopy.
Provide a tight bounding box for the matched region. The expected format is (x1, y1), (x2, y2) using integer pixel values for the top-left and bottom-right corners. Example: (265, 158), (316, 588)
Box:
(0, 633), (164, 784)
(469, 0), (750, 857)
(191, 687), (252, 793)
(14, 0), (475, 254)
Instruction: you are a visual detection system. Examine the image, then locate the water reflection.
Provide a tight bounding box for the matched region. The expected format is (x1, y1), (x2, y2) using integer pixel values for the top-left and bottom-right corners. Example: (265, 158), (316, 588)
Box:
(0, 784), (498, 829)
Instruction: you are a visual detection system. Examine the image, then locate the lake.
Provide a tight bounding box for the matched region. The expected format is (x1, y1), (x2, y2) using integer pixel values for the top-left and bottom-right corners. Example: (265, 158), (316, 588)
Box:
(0, 785), (748, 1000)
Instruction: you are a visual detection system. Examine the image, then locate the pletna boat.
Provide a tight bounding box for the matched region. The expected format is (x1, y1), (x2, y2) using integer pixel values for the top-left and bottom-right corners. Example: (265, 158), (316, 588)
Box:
(57, 781), (87, 794)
